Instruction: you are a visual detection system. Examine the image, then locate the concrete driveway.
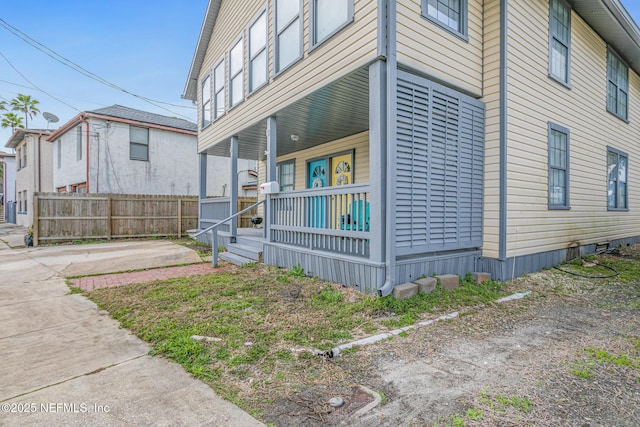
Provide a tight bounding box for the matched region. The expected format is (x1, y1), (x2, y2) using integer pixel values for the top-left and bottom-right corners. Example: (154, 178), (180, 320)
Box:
(0, 224), (263, 426)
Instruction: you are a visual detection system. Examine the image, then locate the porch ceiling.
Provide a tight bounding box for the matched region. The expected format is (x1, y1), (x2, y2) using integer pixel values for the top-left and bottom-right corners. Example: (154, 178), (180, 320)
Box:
(203, 67), (370, 160)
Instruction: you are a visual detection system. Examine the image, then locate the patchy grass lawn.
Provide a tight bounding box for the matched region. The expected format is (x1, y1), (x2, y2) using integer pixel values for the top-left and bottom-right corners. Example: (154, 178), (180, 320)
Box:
(86, 250), (640, 425)
(87, 264), (509, 419)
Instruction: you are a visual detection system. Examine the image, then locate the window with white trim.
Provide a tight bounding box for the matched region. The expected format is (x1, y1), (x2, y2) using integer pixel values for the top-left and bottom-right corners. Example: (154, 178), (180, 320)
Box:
(607, 147), (628, 210)
(249, 10), (268, 93)
(423, 0), (467, 37)
(549, 0), (571, 85)
(201, 74), (211, 128)
(311, 0), (353, 46)
(213, 60), (225, 119)
(607, 50), (628, 121)
(277, 160), (295, 192)
(229, 38), (244, 107)
(130, 126), (149, 161)
(275, 0), (302, 73)
(548, 123), (570, 209)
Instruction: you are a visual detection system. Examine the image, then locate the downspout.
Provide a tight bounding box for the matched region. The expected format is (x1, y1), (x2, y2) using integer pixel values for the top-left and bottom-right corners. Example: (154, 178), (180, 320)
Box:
(80, 115), (90, 193)
(499, 0), (508, 261)
(378, 0), (397, 297)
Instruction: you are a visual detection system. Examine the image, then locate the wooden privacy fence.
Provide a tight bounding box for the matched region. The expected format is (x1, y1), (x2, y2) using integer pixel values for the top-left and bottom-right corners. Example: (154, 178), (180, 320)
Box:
(33, 193), (199, 245)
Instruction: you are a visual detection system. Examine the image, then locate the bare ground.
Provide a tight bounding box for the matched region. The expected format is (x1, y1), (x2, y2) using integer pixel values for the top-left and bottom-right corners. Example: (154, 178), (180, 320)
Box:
(265, 258), (640, 427)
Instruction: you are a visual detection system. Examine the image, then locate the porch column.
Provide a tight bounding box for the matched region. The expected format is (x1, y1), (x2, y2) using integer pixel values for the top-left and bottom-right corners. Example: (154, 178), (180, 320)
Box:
(368, 60), (386, 264)
(230, 136), (238, 240)
(265, 116), (277, 241)
(198, 152), (207, 229)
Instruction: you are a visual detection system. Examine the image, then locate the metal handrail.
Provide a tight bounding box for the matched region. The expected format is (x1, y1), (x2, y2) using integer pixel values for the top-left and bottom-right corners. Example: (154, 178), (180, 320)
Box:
(194, 199), (265, 266)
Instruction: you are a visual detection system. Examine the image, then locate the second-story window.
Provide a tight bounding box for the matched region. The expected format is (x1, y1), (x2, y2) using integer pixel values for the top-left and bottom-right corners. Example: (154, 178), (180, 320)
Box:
(275, 0), (302, 73)
(201, 74), (211, 128)
(249, 10), (268, 93)
(57, 140), (61, 169)
(214, 59), (225, 119)
(229, 38), (244, 108)
(423, 0), (468, 38)
(76, 126), (83, 160)
(130, 126), (149, 161)
(311, 0), (354, 47)
(22, 145), (26, 169)
(607, 49), (628, 121)
(549, 0), (571, 86)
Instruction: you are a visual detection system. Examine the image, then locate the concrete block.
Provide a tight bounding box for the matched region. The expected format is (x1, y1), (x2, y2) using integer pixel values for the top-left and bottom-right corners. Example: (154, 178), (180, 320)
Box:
(392, 282), (419, 300)
(471, 272), (491, 285)
(436, 274), (459, 290)
(414, 277), (437, 294)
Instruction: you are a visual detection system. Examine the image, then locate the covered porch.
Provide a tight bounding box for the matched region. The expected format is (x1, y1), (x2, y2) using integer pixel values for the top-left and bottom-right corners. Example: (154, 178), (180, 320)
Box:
(197, 63), (387, 293)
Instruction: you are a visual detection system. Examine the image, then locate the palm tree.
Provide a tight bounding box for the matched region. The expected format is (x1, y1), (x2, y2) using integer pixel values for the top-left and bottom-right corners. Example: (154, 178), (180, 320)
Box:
(0, 100), (6, 111)
(1, 112), (24, 132)
(10, 94), (39, 128)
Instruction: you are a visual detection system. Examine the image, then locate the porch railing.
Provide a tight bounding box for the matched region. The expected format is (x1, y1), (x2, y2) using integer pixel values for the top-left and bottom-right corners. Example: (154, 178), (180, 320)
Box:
(269, 183), (371, 258)
(195, 199), (266, 266)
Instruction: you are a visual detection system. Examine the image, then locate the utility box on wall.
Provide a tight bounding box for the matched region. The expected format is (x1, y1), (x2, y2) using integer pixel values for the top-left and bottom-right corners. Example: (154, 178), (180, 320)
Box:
(260, 182), (280, 194)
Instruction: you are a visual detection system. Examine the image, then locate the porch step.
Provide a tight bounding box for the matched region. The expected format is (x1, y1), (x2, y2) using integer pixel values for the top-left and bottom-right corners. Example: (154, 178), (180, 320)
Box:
(226, 242), (262, 262)
(220, 252), (255, 266)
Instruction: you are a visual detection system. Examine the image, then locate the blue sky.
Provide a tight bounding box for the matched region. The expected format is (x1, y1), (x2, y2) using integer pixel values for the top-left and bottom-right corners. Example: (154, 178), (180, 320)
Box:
(1, 1), (639, 145)
(0, 0), (207, 143)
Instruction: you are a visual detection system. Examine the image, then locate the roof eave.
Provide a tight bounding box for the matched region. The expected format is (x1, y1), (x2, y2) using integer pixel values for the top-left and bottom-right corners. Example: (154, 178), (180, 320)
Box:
(182, 0), (222, 102)
(570, 0), (640, 74)
(5, 129), (52, 149)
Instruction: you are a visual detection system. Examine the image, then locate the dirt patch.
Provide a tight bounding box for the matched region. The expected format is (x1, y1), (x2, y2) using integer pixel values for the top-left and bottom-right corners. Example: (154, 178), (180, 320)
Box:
(87, 252), (640, 426)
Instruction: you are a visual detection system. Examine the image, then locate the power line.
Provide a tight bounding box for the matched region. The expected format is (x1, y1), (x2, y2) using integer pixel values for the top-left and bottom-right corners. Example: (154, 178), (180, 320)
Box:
(0, 50), (80, 112)
(0, 18), (196, 119)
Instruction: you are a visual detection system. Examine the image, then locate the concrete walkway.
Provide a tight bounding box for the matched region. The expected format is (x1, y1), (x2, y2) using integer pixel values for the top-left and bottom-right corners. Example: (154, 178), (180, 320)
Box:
(0, 224), (263, 426)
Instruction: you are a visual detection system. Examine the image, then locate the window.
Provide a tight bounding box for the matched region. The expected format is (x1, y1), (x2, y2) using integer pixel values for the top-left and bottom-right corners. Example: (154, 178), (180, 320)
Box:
(57, 186), (67, 193)
(249, 10), (268, 93)
(201, 74), (211, 128)
(76, 126), (83, 161)
(311, 0), (353, 47)
(607, 50), (629, 120)
(16, 148), (21, 169)
(71, 182), (87, 193)
(607, 147), (628, 210)
(57, 140), (61, 169)
(275, 0), (302, 73)
(229, 38), (244, 107)
(22, 146), (26, 169)
(548, 123), (570, 209)
(130, 126), (149, 161)
(23, 191), (27, 213)
(549, 0), (571, 85)
(278, 160), (295, 192)
(214, 59), (225, 119)
(423, 0), (468, 38)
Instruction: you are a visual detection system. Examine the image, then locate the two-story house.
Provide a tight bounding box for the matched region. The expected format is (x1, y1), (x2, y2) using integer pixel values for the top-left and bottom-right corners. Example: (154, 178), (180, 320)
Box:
(4, 129), (53, 227)
(185, 0), (640, 295)
(46, 105), (257, 198)
(0, 150), (16, 223)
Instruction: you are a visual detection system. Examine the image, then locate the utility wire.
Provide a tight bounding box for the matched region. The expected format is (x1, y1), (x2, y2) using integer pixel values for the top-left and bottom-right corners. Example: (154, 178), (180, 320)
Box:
(0, 18), (195, 119)
(0, 50), (80, 112)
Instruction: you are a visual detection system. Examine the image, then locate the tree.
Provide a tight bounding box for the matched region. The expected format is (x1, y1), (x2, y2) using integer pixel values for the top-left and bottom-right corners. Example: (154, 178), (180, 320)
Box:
(0, 100), (6, 111)
(10, 94), (39, 128)
(1, 112), (24, 132)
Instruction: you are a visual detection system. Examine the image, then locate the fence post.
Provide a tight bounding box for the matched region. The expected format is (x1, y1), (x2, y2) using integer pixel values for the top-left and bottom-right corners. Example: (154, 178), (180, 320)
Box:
(177, 199), (182, 238)
(33, 195), (39, 246)
(107, 195), (112, 240)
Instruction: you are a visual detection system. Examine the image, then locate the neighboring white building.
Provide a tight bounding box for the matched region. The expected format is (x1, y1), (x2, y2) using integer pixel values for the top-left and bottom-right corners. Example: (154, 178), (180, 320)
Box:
(4, 129), (54, 227)
(46, 105), (256, 197)
(0, 150), (16, 223)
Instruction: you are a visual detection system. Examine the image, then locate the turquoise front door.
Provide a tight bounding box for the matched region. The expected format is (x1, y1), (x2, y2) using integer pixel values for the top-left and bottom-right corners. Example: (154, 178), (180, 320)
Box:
(308, 159), (326, 228)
